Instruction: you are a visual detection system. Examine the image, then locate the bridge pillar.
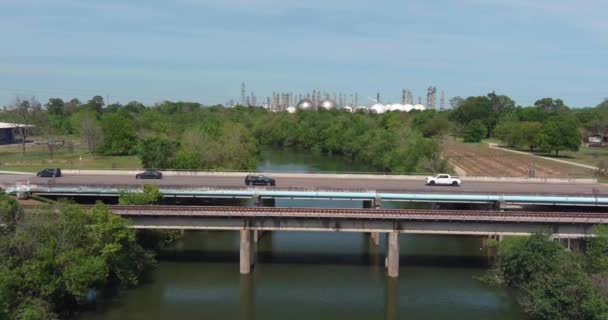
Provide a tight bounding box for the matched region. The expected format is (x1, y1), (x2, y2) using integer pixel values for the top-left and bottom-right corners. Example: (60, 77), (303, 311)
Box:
(386, 232), (399, 278)
(240, 230), (254, 274)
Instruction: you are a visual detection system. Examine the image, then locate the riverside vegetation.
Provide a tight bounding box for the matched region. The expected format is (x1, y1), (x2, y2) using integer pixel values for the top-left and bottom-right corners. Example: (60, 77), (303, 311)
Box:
(483, 229), (608, 320)
(1, 94), (607, 174)
(0, 194), (155, 319)
(0, 185), (175, 320)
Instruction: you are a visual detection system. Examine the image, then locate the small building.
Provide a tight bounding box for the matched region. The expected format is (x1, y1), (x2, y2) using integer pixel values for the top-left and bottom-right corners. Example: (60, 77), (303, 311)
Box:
(0, 122), (31, 144)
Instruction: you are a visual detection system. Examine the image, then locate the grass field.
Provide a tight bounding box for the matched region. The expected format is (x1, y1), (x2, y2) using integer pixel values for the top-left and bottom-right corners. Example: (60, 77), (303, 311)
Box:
(443, 139), (595, 178)
(0, 142), (141, 172)
(487, 139), (608, 168)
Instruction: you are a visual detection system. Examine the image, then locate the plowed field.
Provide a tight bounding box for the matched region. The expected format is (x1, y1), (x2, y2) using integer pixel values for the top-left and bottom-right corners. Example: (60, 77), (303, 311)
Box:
(443, 140), (594, 177)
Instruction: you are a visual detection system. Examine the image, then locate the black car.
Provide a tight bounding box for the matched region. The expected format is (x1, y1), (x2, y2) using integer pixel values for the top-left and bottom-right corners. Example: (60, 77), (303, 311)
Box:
(136, 170), (162, 179)
(245, 175), (276, 186)
(37, 168), (62, 177)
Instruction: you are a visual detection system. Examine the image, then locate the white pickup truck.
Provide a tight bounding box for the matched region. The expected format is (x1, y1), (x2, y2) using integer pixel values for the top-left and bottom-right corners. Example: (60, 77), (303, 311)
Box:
(425, 174), (462, 186)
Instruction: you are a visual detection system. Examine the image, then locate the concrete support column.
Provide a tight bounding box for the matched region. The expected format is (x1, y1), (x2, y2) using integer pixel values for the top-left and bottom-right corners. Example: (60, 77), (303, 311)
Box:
(240, 230), (254, 274)
(386, 232), (399, 278)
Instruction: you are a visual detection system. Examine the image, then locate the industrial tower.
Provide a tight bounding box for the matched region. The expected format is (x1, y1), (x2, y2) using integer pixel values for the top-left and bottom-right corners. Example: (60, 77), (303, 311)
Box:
(241, 82), (246, 106)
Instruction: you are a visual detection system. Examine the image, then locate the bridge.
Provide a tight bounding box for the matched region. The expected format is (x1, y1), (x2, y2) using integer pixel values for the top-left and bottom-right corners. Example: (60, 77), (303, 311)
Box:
(3, 172), (608, 207)
(27, 204), (608, 278)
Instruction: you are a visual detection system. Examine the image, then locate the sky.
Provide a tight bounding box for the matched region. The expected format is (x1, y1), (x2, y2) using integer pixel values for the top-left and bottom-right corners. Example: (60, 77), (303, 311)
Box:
(1, 0), (607, 108)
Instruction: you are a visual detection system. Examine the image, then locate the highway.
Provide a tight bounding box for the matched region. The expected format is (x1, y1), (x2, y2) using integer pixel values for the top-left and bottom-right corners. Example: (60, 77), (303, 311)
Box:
(2, 173), (607, 196)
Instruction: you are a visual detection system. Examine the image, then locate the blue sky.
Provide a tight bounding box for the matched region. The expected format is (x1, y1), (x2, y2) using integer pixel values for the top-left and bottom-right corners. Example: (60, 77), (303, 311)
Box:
(1, 0), (607, 107)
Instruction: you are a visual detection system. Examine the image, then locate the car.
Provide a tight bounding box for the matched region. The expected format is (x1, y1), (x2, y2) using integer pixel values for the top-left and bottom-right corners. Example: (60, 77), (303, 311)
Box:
(425, 174), (462, 186)
(136, 170), (163, 179)
(37, 168), (62, 177)
(245, 175), (276, 186)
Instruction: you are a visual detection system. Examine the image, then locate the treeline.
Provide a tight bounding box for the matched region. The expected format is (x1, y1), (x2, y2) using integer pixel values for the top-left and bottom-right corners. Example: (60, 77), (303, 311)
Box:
(487, 230), (608, 320)
(0, 96), (452, 173)
(251, 110), (451, 173)
(0, 195), (155, 319)
(450, 94), (608, 156)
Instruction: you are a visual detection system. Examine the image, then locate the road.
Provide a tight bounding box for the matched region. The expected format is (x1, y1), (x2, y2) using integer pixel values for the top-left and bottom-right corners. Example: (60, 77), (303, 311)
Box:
(2, 173), (607, 196)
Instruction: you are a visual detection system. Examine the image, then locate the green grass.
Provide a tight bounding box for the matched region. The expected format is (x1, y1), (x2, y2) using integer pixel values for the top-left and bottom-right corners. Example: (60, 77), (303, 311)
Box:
(488, 140), (607, 168)
(0, 143), (141, 172)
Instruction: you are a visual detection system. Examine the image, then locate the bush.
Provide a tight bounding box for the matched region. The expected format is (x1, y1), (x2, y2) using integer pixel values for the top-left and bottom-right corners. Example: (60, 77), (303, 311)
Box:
(463, 120), (487, 142)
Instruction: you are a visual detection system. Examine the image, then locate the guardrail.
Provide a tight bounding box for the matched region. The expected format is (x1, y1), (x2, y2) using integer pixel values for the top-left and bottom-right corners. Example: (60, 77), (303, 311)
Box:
(54, 169), (598, 184)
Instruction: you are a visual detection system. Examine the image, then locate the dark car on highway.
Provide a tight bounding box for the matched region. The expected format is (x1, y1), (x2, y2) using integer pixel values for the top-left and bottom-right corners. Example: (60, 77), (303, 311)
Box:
(245, 175), (276, 186)
(37, 168), (62, 177)
(136, 170), (163, 179)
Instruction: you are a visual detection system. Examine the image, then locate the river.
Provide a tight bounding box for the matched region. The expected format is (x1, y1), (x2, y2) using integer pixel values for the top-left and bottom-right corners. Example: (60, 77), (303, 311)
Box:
(80, 148), (525, 320)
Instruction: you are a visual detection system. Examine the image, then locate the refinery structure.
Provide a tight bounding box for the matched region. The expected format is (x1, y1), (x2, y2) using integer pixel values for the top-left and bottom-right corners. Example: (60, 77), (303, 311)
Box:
(229, 82), (447, 114)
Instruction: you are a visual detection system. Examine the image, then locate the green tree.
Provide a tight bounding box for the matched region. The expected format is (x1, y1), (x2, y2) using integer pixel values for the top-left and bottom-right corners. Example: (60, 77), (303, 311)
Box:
(534, 97), (568, 113)
(463, 120), (487, 142)
(137, 137), (177, 169)
(100, 113), (137, 155)
(538, 116), (581, 156)
(0, 201), (154, 319)
(119, 184), (162, 205)
(494, 122), (522, 147)
(85, 95), (105, 114)
(45, 98), (64, 116)
(586, 225), (608, 274)
(520, 122), (543, 151)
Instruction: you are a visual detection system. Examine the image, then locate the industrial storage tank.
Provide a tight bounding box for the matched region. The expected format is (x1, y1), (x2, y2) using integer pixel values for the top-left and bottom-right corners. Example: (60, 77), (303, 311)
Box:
(354, 106), (369, 113)
(370, 103), (386, 114)
(389, 104), (407, 112)
(296, 98), (315, 110)
(318, 99), (336, 110)
(286, 107), (297, 113)
(404, 104), (414, 112)
(413, 104), (426, 111)
(342, 106), (353, 113)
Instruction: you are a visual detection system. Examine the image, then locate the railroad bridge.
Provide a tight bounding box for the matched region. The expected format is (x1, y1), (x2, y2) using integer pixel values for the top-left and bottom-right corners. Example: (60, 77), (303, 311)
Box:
(38, 205), (608, 278)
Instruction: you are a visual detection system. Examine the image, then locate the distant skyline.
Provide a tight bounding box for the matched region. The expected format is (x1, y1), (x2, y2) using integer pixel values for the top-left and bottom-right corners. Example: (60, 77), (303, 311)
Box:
(1, 0), (607, 107)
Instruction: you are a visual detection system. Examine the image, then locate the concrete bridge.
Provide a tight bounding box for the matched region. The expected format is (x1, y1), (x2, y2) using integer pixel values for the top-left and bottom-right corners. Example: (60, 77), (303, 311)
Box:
(32, 205), (608, 278)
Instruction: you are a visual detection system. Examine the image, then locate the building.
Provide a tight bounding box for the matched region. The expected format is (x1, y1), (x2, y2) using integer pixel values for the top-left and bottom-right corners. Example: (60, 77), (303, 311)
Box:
(0, 122), (31, 144)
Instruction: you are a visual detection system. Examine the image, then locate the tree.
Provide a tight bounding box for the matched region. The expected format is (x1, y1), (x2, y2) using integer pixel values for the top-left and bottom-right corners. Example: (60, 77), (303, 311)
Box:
(534, 98), (568, 113)
(520, 122), (543, 151)
(80, 113), (103, 155)
(0, 194), (21, 233)
(99, 113), (137, 155)
(586, 225), (608, 274)
(538, 116), (581, 156)
(37, 113), (65, 159)
(0, 201), (155, 319)
(119, 184), (162, 205)
(6, 96), (42, 156)
(87, 95), (105, 113)
(136, 137), (176, 169)
(449, 96), (464, 109)
(45, 98), (64, 116)
(463, 120), (487, 142)
(494, 122), (522, 147)
(63, 98), (81, 115)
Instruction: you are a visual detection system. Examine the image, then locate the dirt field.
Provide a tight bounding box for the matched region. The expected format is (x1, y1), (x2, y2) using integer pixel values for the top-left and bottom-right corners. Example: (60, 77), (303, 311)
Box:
(443, 140), (594, 178)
